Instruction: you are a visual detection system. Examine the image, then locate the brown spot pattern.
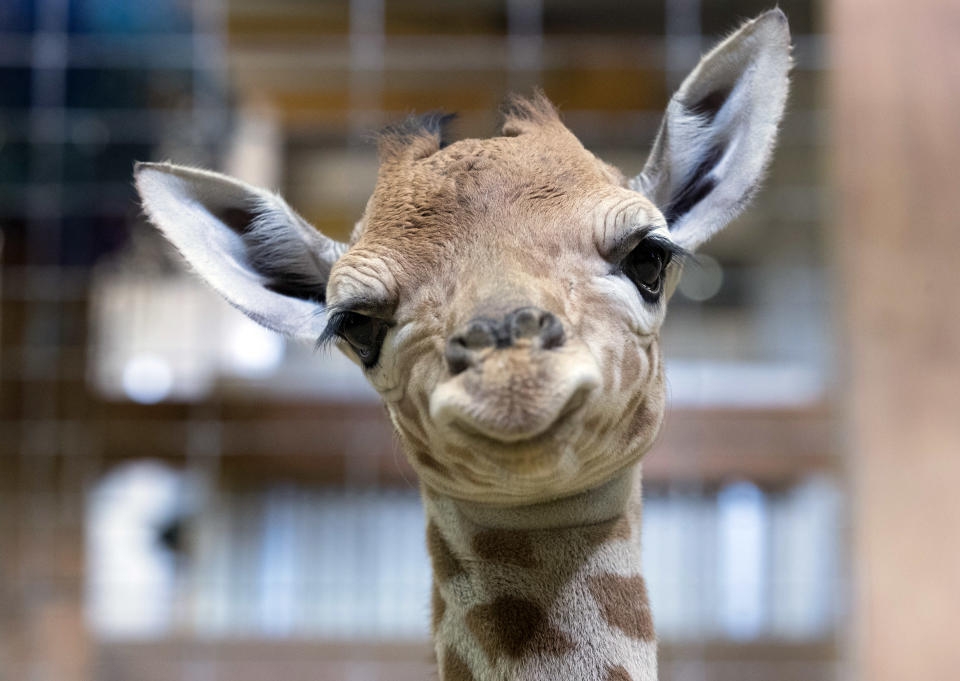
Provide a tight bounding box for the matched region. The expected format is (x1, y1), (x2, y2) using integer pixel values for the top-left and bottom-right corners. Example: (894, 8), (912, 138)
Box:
(580, 515), (632, 548)
(466, 596), (573, 662)
(602, 346), (618, 390)
(584, 415), (604, 433)
(606, 664), (634, 681)
(432, 582), (446, 633)
(442, 648), (476, 681)
(472, 529), (538, 568)
(626, 396), (656, 437)
(619, 348), (641, 392)
(588, 573), (654, 641)
(427, 522), (465, 581)
(396, 395), (421, 426)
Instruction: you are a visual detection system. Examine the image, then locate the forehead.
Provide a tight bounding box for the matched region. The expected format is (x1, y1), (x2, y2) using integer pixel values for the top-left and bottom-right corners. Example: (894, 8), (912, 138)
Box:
(354, 130), (623, 257)
(325, 103), (663, 308)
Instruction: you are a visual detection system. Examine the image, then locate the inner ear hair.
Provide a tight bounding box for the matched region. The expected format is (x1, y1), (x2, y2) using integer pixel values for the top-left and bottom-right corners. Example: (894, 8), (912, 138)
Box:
(662, 143), (725, 226)
(687, 85), (734, 123)
(243, 199), (332, 303)
(204, 195), (332, 304)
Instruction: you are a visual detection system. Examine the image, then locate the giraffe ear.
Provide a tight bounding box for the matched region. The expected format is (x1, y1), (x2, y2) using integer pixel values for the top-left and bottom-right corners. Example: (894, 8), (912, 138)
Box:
(134, 162), (347, 343)
(632, 9), (792, 251)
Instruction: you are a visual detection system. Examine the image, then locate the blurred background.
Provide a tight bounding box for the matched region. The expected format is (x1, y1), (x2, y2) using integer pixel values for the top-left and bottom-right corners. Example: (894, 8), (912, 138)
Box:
(1, 1), (957, 680)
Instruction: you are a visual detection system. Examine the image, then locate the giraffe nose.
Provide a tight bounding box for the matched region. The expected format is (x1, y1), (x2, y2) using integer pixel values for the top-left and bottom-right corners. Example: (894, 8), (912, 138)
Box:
(445, 306), (565, 375)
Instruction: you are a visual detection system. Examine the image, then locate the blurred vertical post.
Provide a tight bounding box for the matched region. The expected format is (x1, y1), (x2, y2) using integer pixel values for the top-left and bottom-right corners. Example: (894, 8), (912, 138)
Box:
(506, 0), (542, 92)
(832, 2), (960, 680)
(349, 0), (385, 144)
(664, 0), (701, 90)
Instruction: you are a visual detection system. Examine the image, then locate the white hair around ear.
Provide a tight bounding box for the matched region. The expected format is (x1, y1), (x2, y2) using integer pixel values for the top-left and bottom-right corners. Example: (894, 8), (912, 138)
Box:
(134, 162), (347, 343)
(632, 9), (792, 251)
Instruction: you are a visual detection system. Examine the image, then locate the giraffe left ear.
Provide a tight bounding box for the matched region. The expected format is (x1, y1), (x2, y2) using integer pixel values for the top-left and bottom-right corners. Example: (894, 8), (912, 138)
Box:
(632, 9), (792, 251)
(135, 162), (347, 344)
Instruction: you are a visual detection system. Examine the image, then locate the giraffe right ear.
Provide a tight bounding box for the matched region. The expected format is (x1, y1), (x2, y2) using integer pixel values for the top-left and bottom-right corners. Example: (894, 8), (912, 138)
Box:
(134, 162), (347, 344)
(632, 9), (791, 251)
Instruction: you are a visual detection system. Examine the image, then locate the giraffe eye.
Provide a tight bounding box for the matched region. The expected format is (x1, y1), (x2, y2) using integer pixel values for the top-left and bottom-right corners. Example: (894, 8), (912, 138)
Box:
(336, 311), (389, 368)
(622, 240), (670, 301)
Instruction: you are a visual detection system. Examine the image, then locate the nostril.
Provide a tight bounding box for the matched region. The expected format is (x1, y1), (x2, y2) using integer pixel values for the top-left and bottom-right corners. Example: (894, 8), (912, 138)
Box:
(506, 307), (565, 349)
(539, 312), (565, 349)
(509, 307), (542, 341)
(445, 337), (472, 376)
(446, 320), (496, 375)
(463, 320), (496, 350)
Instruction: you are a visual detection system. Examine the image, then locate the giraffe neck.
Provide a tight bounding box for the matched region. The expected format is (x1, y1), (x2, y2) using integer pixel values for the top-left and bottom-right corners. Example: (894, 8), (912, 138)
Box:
(424, 465), (656, 681)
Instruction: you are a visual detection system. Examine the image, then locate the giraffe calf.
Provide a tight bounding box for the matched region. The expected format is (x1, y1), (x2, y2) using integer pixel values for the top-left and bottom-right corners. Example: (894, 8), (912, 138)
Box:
(135, 10), (791, 680)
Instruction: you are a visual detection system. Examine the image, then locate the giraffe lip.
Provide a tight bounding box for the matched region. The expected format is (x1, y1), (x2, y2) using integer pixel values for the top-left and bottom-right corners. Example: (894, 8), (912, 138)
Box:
(448, 386), (591, 446)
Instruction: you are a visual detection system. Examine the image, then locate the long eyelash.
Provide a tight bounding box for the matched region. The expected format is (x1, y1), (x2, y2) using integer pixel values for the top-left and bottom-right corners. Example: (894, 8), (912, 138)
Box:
(315, 298), (394, 351)
(643, 234), (693, 265)
(315, 308), (353, 352)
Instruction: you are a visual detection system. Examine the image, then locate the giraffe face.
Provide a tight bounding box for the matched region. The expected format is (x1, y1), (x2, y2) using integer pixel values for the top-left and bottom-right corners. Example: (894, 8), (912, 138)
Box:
(137, 9), (791, 506)
(324, 99), (682, 504)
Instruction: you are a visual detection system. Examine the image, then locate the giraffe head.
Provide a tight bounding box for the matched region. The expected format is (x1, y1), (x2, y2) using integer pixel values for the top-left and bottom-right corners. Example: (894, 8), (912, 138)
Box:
(136, 11), (790, 505)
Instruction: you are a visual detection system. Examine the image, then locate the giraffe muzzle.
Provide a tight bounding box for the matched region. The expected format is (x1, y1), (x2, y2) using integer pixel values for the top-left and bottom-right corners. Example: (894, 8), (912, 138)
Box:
(429, 320), (600, 448)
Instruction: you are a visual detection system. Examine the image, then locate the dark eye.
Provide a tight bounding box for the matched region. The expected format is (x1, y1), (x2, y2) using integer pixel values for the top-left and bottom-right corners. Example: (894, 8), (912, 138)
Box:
(338, 312), (388, 367)
(622, 241), (670, 300)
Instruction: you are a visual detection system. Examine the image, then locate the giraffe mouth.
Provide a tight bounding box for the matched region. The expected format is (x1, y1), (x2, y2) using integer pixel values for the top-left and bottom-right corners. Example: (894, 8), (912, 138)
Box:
(448, 385), (591, 446)
(428, 346), (601, 449)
